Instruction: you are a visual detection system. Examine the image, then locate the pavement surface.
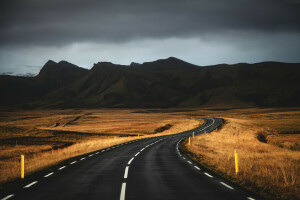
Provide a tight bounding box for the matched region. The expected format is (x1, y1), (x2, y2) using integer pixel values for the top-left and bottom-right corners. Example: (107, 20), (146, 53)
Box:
(1, 118), (262, 200)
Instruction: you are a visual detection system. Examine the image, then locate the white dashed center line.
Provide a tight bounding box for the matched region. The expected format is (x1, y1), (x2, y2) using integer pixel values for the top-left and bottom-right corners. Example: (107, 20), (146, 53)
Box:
(247, 197), (255, 200)
(124, 166), (129, 178)
(70, 161), (77, 164)
(120, 182), (126, 200)
(128, 157), (134, 165)
(23, 181), (38, 188)
(187, 161), (192, 164)
(1, 194), (14, 200)
(194, 166), (201, 170)
(135, 152), (140, 157)
(44, 172), (54, 177)
(58, 166), (66, 170)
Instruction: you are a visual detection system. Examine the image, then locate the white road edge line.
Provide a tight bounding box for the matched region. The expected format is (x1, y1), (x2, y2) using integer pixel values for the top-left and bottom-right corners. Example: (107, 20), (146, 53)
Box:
(23, 181), (38, 188)
(70, 161), (77, 164)
(1, 194), (14, 200)
(80, 157), (86, 160)
(58, 166), (66, 170)
(194, 166), (201, 170)
(220, 182), (234, 190)
(187, 161), (192, 164)
(120, 182), (126, 200)
(44, 172), (54, 177)
(124, 166), (129, 178)
(135, 152), (140, 157)
(204, 172), (213, 178)
(128, 157), (134, 165)
(247, 197), (255, 200)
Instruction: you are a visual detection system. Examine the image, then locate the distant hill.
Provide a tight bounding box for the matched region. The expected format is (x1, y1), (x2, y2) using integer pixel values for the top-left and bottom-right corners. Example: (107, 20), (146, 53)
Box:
(1, 57), (299, 109)
(0, 60), (88, 106)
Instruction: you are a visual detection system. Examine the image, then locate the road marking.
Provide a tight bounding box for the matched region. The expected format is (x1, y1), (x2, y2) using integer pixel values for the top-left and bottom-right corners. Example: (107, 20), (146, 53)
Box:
(95, 152), (99, 154)
(59, 166), (66, 170)
(194, 166), (201, 170)
(70, 161), (77, 164)
(124, 166), (129, 178)
(23, 181), (38, 188)
(247, 197), (255, 200)
(128, 157), (134, 165)
(135, 152), (140, 157)
(220, 182), (234, 190)
(80, 157), (86, 160)
(89, 154), (94, 157)
(120, 182), (126, 200)
(187, 161), (192, 164)
(107, 148), (110, 150)
(101, 150), (105, 152)
(1, 195), (14, 200)
(183, 157), (186, 160)
(140, 148), (145, 151)
(44, 172), (54, 177)
(204, 173), (213, 178)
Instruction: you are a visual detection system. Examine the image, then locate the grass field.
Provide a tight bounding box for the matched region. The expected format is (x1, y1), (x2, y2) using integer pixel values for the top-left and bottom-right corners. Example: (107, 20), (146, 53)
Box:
(0, 107), (299, 199)
(183, 108), (300, 200)
(0, 109), (202, 185)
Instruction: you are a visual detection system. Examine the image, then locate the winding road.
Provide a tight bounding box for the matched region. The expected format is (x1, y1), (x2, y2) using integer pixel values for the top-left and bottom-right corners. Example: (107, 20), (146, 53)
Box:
(1, 118), (262, 200)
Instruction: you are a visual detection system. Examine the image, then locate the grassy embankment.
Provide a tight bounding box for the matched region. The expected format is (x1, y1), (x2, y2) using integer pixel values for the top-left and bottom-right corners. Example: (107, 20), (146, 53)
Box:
(0, 109), (202, 185)
(183, 108), (300, 199)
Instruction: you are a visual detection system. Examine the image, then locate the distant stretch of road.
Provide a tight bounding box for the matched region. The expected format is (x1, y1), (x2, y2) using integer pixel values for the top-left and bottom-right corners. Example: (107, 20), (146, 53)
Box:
(1, 118), (262, 200)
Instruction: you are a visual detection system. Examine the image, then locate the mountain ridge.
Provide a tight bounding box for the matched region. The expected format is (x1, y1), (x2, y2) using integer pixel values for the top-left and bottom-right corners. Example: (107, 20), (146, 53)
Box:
(1, 57), (299, 109)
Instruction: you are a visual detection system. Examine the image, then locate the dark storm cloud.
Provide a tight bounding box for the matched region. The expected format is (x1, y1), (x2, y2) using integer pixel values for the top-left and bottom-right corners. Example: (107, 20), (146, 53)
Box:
(1, 0), (300, 46)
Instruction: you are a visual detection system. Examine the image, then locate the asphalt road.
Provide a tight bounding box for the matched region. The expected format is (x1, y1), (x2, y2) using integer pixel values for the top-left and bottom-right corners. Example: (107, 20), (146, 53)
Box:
(1, 118), (262, 200)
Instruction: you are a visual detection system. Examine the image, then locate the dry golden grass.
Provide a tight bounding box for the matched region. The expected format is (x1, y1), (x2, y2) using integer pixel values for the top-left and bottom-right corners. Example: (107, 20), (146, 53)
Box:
(1, 107), (299, 199)
(0, 137), (134, 184)
(183, 108), (300, 200)
(0, 109), (202, 184)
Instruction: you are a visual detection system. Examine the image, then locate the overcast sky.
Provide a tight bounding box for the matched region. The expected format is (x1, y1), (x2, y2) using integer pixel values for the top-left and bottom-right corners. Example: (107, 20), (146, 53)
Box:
(1, 0), (300, 74)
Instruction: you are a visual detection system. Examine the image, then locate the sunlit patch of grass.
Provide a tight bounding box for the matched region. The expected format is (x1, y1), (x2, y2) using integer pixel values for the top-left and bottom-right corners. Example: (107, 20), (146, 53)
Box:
(0, 109), (202, 184)
(184, 109), (300, 200)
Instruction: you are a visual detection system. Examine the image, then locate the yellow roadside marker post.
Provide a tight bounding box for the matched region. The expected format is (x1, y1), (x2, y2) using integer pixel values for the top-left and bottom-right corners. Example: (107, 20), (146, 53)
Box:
(235, 150), (239, 175)
(138, 134), (140, 139)
(188, 137), (191, 145)
(21, 155), (24, 179)
(193, 132), (194, 138)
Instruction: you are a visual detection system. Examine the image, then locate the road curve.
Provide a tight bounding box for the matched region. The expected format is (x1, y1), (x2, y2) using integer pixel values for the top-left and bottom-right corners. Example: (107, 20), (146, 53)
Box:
(1, 118), (262, 200)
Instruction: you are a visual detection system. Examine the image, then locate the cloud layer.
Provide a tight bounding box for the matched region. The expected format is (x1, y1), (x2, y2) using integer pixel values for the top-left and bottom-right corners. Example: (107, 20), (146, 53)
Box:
(1, 0), (300, 73)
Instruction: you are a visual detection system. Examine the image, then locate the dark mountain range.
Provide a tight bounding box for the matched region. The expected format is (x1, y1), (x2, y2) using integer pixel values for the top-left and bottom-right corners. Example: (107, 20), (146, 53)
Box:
(1, 57), (299, 109)
(0, 60), (88, 106)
